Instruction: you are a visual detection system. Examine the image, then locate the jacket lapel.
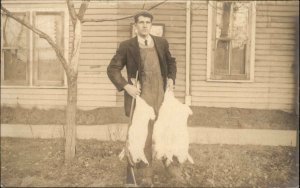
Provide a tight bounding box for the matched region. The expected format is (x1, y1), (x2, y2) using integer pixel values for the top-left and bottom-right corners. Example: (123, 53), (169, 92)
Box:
(152, 35), (167, 76)
(128, 36), (141, 70)
(152, 35), (164, 63)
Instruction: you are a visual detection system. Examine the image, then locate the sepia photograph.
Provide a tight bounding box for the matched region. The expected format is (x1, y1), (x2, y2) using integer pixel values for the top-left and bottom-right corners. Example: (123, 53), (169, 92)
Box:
(0, 0), (299, 187)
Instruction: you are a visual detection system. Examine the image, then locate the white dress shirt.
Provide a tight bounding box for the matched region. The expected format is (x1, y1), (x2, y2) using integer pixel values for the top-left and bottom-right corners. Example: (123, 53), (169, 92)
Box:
(137, 34), (154, 48)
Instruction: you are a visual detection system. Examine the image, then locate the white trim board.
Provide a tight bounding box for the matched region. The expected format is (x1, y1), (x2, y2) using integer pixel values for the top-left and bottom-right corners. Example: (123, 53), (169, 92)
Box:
(1, 124), (297, 147)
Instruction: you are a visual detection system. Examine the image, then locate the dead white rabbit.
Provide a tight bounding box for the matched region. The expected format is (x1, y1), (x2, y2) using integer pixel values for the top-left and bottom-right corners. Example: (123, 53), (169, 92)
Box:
(152, 89), (194, 165)
(119, 96), (155, 165)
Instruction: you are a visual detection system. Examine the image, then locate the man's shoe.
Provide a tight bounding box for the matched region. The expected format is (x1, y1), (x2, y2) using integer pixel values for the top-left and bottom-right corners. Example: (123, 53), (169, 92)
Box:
(165, 164), (186, 184)
(139, 177), (153, 187)
(135, 161), (148, 169)
(137, 169), (153, 187)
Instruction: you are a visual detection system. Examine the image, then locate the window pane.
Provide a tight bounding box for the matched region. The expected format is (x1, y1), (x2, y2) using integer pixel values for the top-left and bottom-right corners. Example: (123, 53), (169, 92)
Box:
(231, 43), (246, 75)
(231, 2), (249, 75)
(214, 2), (232, 75)
(33, 12), (64, 85)
(1, 13), (29, 85)
(215, 40), (230, 75)
(3, 49), (27, 82)
(37, 48), (63, 81)
(213, 2), (250, 77)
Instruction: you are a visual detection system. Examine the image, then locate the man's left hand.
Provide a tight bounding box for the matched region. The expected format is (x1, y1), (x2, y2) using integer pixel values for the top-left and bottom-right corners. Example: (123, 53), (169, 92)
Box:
(167, 78), (174, 91)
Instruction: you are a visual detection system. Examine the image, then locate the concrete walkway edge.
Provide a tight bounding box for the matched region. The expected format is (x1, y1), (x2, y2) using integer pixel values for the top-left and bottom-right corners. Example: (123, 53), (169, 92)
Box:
(0, 124), (297, 147)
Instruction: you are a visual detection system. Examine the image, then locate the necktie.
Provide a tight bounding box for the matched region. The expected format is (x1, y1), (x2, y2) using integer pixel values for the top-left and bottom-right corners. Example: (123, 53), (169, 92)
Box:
(145, 40), (148, 46)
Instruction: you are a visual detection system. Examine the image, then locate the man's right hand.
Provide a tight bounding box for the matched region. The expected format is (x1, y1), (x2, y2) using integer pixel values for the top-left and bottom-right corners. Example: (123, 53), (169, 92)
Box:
(124, 84), (141, 98)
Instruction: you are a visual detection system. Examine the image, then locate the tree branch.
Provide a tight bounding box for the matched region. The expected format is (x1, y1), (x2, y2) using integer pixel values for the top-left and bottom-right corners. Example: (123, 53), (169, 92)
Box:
(142, 0), (146, 10)
(66, 0), (77, 27)
(147, 0), (168, 11)
(82, 0), (168, 23)
(69, 19), (82, 74)
(2, 14), (8, 46)
(82, 15), (133, 23)
(1, 5), (69, 73)
(77, 0), (90, 21)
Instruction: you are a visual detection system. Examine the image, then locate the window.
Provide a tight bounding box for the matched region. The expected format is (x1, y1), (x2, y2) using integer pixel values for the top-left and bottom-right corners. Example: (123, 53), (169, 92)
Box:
(33, 12), (64, 86)
(1, 10), (67, 87)
(1, 12), (30, 85)
(207, 1), (256, 81)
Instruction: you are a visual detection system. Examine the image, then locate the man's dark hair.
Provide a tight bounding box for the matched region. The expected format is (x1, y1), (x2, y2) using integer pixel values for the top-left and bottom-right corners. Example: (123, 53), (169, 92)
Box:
(134, 11), (153, 23)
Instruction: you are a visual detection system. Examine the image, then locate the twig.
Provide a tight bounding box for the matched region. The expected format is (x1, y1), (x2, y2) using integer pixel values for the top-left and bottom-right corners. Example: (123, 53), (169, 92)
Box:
(82, 0), (168, 23)
(66, 0), (77, 27)
(77, 0), (90, 21)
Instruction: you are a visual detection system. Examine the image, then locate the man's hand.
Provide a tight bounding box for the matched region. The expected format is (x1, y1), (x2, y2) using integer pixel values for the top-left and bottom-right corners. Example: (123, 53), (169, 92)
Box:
(167, 78), (174, 91)
(124, 84), (141, 98)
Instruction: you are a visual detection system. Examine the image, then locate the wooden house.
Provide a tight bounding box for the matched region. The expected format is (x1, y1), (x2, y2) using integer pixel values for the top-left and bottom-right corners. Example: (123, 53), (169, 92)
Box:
(1, 0), (299, 114)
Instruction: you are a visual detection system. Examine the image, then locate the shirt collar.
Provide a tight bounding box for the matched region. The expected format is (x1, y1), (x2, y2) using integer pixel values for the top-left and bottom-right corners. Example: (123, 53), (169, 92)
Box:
(137, 34), (153, 47)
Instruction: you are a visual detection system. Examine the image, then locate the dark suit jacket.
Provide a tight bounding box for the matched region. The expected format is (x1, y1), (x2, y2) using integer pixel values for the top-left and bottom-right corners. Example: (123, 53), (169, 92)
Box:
(107, 35), (177, 116)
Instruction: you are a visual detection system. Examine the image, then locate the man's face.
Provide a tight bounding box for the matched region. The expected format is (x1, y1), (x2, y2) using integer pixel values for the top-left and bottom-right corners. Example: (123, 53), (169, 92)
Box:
(135, 16), (152, 37)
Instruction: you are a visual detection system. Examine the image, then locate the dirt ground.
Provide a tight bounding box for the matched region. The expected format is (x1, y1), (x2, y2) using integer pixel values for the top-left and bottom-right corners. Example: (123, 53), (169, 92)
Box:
(1, 137), (298, 187)
(1, 105), (298, 130)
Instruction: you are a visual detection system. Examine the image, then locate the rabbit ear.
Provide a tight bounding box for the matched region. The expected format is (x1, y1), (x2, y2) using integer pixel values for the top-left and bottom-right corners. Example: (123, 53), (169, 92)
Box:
(185, 105), (193, 115)
(187, 154), (194, 164)
(189, 107), (193, 115)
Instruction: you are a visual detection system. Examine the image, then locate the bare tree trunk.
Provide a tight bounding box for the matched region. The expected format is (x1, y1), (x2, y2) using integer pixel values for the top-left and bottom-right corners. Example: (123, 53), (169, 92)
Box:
(64, 19), (81, 162)
(65, 74), (78, 161)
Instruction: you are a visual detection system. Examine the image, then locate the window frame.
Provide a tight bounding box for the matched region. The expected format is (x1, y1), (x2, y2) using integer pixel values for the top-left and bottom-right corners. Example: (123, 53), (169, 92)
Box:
(1, 6), (69, 89)
(206, 1), (256, 82)
(32, 11), (65, 86)
(1, 11), (30, 86)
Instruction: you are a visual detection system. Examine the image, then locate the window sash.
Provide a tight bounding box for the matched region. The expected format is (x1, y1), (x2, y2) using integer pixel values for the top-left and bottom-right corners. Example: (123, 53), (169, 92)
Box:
(1, 12), (30, 85)
(210, 1), (253, 81)
(32, 11), (64, 86)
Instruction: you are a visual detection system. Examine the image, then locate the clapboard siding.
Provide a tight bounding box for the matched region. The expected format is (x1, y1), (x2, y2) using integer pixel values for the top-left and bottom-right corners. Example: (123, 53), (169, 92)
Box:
(1, 87), (67, 107)
(115, 1), (186, 106)
(190, 1), (298, 112)
(256, 33), (296, 38)
(74, 2), (118, 109)
(190, 0), (208, 102)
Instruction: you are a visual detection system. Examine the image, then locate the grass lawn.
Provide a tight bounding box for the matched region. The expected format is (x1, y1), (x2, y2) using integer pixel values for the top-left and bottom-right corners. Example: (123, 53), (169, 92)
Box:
(1, 137), (298, 187)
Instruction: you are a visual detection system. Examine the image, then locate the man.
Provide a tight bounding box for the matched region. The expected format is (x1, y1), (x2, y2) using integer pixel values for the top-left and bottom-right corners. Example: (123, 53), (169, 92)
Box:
(107, 11), (181, 186)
